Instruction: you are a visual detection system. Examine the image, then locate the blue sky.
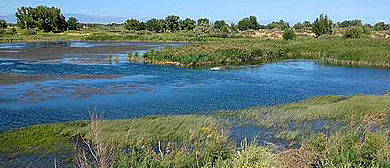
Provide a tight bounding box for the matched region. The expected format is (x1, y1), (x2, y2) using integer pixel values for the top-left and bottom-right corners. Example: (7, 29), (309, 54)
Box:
(1, 0), (389, 24)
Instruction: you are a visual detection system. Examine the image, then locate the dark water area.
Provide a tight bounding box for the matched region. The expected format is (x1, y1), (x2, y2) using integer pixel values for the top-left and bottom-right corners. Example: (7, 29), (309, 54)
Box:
(1, 42), (390, 132)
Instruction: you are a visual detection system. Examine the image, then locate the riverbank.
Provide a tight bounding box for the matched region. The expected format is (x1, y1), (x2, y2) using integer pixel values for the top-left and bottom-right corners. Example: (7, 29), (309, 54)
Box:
(1, 95), (389, 167)
(142, 37), (390, 68)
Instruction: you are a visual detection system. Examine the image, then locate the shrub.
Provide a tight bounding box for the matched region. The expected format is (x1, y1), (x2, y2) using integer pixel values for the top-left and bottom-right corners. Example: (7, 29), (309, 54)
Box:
(282, 28), (297, 40)
(344, 26), (370, 38)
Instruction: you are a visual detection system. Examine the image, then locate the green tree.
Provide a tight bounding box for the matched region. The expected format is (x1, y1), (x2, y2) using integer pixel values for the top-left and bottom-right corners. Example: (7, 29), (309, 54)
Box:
(373, 22), (390, 31)
(180, 18), (196, 30)
(303, 21), (312, 27)
(238, 16), (259, 31)
(165, 15), (180, 32)
(313, 13), (333, 37)
(139, 22), (146, 30)
(15, 7), (32, 29)
(197, 18), (210, 27)
(146, 18), (165, 32)
(338, 19), (362, 27)
(0, 20), (7, 29)
(214, 20), (227, 29)
(293, 22), (304, 29)
(15, 6), (67, 32)
(67, 17), (78, 30)
(124, 18), (141, 30)
(267, 20), (289, 30)
(282, 28), (297, 40)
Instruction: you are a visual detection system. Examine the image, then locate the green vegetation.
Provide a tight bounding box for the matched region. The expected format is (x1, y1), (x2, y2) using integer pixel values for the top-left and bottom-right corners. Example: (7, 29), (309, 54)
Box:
(197, 18), (210, 27)
(180, 18), (196, 31)
(124, 19), (142, 31)
(238, 16), (260, 31)
(0, 19), (7, 29)
(338, 19), (363, 28)
(214, 20), (227, 30)
(15, 6), (68, 32)
(293, 21), (312, 30)
(141, 37), (390, 67)
(344, 26), (370, 38)
(219, 95), (390, 167)
(1, 95), (389, 167)
(267, 20), (289, 30)
(374, 22), (390, 31)
(313, 14), (333, 37)
(0, 122), (87, 155)
(221, 95), (390, 127)
(67, 17), (78, 30)
(282, 27), (296, 40)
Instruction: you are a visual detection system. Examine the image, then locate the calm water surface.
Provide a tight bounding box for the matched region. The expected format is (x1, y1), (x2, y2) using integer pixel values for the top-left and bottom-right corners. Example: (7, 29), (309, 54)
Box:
(1, 42), (390, 131)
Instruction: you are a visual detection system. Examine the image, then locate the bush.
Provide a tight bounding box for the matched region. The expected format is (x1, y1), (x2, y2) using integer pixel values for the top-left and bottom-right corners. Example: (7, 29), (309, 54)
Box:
(344, 26), (370, 38)
(282, 28), (297, 40)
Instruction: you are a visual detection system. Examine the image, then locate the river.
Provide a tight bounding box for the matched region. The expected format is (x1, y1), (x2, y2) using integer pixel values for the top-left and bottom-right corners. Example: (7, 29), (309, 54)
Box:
(1, 41), (390, 131)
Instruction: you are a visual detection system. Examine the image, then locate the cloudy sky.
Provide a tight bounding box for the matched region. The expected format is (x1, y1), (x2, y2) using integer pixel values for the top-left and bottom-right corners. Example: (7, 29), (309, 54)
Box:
(1, 0), (389, 24)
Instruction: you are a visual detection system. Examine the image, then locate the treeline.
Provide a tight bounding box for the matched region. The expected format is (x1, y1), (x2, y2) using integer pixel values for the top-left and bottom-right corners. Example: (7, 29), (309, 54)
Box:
(4, 5), (390, 36)
(125, 14), (389, 36)
(123, 16), (230, 33)
(14, 6), (79, 32)
(123, 15), (292, 32)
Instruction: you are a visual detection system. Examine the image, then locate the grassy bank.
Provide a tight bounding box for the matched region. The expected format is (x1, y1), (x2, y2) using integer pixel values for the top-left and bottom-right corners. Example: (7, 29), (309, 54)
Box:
(1, 95), (389, 167)
(141, 37), (390, 68)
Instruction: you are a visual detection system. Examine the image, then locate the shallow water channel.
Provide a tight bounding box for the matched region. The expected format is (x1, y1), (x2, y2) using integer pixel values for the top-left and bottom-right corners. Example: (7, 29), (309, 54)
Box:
(1, 41), (390, 131)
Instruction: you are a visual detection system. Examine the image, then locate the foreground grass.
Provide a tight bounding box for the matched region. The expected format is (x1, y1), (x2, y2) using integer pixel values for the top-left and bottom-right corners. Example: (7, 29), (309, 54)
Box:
(221, 95), (390, 127)
(142, 37), (390, 68)
(1, 96), (389, 167)
(220, 95), (390, 167)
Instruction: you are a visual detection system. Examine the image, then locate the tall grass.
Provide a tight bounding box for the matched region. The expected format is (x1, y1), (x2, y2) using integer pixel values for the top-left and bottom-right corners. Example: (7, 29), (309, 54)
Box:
(144, 37), (390, 68)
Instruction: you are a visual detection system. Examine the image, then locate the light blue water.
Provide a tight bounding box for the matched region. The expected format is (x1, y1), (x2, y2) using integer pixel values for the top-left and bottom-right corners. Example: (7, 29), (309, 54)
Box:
(1, 43), (390, 131)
